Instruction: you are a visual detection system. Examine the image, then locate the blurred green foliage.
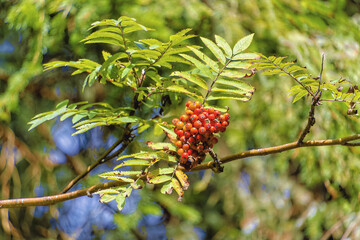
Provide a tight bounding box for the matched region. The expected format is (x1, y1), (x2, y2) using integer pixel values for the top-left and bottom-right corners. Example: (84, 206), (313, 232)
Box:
(1, 0), (360, 239)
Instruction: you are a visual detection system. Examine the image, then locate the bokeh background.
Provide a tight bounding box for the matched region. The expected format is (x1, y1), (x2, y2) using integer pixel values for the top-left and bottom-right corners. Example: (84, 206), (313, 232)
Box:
(1, 0), (360, 239)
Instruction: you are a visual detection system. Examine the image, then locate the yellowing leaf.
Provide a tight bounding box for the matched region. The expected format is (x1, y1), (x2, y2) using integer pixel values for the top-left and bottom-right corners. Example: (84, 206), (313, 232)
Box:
(175, 170), (190, 190)
(172, 178), (184, 201)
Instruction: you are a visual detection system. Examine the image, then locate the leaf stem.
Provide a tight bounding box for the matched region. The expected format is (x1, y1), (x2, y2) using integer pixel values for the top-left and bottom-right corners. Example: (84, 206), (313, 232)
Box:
(203, 59), (231, 104)
(264, 56), (316, 99)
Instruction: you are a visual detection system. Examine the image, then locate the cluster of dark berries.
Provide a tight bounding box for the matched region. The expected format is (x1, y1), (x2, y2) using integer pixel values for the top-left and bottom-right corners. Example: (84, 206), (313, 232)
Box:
(172, 100), (230, 169)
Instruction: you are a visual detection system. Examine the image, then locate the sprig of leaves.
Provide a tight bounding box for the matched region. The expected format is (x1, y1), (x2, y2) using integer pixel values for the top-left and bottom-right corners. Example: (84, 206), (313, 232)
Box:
(253, 54), (360, 115)
(28, 100), (136, 134)
(171, 33), (258, 106)
(94, 140), (190, 209)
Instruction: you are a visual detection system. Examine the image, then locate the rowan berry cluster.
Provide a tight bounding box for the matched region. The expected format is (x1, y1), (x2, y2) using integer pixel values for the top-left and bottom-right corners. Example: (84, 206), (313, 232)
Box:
(172, 100), (230, 169)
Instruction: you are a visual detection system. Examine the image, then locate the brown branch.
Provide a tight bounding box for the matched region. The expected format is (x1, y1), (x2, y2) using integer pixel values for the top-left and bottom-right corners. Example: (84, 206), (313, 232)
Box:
(297, 93), (321, 144)
(297, 54), (325, 143)
(2, 134), (360, 209)
(0, 179), (132, 208)
(191, 134), (360, 171)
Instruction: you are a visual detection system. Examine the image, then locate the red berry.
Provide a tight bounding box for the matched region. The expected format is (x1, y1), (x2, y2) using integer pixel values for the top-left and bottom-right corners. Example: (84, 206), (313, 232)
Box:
(194, 108), (202, 115)
(199, 114), (206, 121)
(222, 120), (229, 126)
(188, 136), (196, 144)
(208, 114), (215, 120)
(177, 148), (184, 155)
(186, 110), (193, 116)
(196, 134), (205, 142)
(204, 123), (211, 130)
(172, 118), (180, 125)
(183, 144), (190, 150)
(190, 127), (198, 135)
(186, 100), (192, 107)
(194, 101), (202, 108)
(187, 149), (193, 155)
(184, 131), (191, 138)
(214, 110), (221, 117)
(207, 107), (215, 114)
(224, 112), (230, 120)
(181, 152), (189, 158)
(219, 115), (226, 122)
(189, 103), (196, 111)
(211, 137), (218, 144)
(199, 127), (206, 134)
(197, 144), (204, 152)
(175, 141), (183, 148)
(185, 122), (192, 130)
(219, 126), (226, 132)
(180, 136), (187, 143)
(215, 122), (222, 129)
(190, 114), (199, 122)
(210, 126), (217, 133)
(176, 121), (184, 129)
(180, 114), (189, 122)
(194, 120), (202, 129)
(176, 129), (184, 137)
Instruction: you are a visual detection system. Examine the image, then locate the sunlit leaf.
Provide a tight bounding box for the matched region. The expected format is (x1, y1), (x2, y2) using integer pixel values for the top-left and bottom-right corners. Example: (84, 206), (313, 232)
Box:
(233, 33), (254, 55)
(215, 35), (232, 58)
(171, 71), (208, 90)
(199, 37), (226, 65)
(148, 175), (172, 184)
(175, 170), (190, 190)
(171, 178), (184, 201)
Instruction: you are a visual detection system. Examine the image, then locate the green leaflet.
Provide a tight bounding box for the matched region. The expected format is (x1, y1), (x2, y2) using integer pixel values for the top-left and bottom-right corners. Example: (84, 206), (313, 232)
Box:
(115, 160), (152, 169)
(169, 28), (196, 46)
(187, 46), (219, 72)
(160, 182), (173, 195)
(164, 85), (204, 100)
(28, 104), (68, 131)
(211, 87), (252, 96)
(116, 194), (126, 211)
(207, 91), (253, 102)
(100, 194), (117, 203)
(156, 123), (177, 139)
(232, 53), (260, 61)
(147, 142), (177, 151)
(148, 175), (172, 184)
(170, 71), (208, 90)
(226, 61), (252, 69)
(56, 99), (69, 109)
(216, 78), (254, 92)
(99, 170), (143, 177)
(292, 89), (309, 103)
(215, 35), (232, 58)
(233, 33), (254, 55)
(179, 54), (213, 79)
(99, 175), (135, 182)
(118, 151), (158, 161)
(200, 37), (226, 65)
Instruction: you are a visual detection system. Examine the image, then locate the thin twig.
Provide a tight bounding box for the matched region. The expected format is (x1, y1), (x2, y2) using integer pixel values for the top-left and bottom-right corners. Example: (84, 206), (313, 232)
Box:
(297, 93), (320, 144)
(320, 215), (347, 240)
(297, 55), (325, 143)
(203, 59), (231, 104)
(61, 130), (132, 193)
(340, 214), (360, 240)
(266, 56), (316, 99)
